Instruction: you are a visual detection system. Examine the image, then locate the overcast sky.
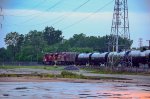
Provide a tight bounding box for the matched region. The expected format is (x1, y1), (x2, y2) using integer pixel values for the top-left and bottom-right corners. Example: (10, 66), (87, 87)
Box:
(0, 0), (150, 48)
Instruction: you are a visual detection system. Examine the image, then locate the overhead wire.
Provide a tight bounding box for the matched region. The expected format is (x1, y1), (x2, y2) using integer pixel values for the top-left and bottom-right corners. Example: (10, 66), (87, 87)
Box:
(4, 0), (48, 17)
(61, 0), (114, 30)
(51, 0), (91, 26)
(18, 0), (63, 24)
(23, 0), (91, 26)
(4, 0), (91, 27)
(4, 0), (114, 30)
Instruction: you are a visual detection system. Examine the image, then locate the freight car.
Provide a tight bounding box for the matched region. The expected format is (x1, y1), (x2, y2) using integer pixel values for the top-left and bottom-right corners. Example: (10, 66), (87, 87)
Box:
(90, 52), (109, 66)
(75, 50), (150, 68)
(75, 53), (92, 65)
(43, 50), (150, 68)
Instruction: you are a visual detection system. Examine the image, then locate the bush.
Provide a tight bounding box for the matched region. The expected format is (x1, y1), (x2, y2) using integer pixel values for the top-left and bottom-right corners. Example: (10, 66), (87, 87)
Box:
(61, 71), (84, 78)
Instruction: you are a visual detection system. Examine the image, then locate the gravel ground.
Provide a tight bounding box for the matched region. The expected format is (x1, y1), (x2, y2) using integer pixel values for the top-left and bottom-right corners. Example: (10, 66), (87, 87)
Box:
(0, 68), (150, 84)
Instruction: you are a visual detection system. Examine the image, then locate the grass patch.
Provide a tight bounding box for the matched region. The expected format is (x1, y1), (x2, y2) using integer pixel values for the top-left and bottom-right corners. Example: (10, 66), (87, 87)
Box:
(0, 71), (131, 80)
(81, 68), (150, 76)
(60, 71), (85, 79)
(0, 73), (55, 78)
(0, 71), (85, 79)
(0, 65), (64, 71)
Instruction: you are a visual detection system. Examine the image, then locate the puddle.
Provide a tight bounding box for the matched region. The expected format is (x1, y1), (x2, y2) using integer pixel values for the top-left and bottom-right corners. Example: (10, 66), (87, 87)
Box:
(15, 87), (28, 90)
(86, 95), (98, 97)
(143, 89), (150, 91)
(137, 84), (150, 87)
(113, 94), (122, 96)
(114, 85), (129, 87)
(0, 82), (150, 99)
(79, 94), (91, 95)
(3, 94), (9, 96)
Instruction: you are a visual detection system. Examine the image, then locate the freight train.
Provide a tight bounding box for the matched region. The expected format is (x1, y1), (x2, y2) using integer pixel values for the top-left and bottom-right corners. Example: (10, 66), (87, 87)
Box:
(43, 50), (150, 68)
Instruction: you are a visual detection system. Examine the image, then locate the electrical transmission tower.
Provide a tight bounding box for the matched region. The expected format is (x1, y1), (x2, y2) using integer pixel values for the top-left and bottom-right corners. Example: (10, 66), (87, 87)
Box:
(110, 0), (130, 52)
(139, 38), (143, 49)
(146, 40), (150, 50)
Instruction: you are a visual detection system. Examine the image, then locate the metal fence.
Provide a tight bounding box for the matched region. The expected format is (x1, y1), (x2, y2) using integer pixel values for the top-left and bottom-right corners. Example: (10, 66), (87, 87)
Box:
(0, 62), (43, 66)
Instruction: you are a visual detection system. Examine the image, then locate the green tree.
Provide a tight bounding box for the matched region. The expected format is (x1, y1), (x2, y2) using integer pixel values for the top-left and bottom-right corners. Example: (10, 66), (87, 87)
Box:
(0, 48), (10, 62)
(23, 30), (46, 61)
(4, 32), (21, 61)
(68, 33), (87, 47)
(43, 26), (63, 45)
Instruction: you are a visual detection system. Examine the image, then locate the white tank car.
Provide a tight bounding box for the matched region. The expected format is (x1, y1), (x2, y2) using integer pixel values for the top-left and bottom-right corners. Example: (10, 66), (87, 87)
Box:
(142, 50), (150, 67)
(78, 53), (91, 59)
(107, 52), (119, 65)
(127, 50), (142, 67)
(108, 52), (118, 58)
(99, 52), (109, 58)
(144, 50), (150, 57)
(90, 52), (110, 66)
(117, 51), (126, 57)
(128, 50), (141, 57)
(91, 53), (101, 59)
(77, 53), (92, 65)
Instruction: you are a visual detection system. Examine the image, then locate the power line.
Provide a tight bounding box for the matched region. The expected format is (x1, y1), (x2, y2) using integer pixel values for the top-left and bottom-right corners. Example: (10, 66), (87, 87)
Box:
(30, 0), (91, 27)
(4, 0), (47, 17)
(4, 0), (91, 27)
(51, 0), (91, 26)
(19, 0), (63, 24)
(3, 0), (113, 30)
(62, 0), (114, 30)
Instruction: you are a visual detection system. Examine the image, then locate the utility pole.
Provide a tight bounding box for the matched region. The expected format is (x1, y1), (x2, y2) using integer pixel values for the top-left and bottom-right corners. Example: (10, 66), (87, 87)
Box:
(0, 7), (4, 29)
(110, 0), (130, 52)
(146, 40), (150, 50)
(0, 7), (4, 65)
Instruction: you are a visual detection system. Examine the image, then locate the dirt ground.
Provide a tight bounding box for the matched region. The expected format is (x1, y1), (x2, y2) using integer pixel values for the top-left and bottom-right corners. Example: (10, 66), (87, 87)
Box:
(0, 68), (150, 99)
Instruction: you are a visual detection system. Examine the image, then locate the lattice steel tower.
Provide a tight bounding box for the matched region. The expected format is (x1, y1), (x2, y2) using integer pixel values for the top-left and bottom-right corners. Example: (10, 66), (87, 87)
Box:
(110, 0), (130, 52)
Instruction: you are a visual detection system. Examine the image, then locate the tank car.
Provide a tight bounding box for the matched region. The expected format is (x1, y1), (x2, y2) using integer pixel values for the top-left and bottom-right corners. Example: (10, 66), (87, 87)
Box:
(90, 52), (109, 66)
(141, 50), (150, 67)
(76, 53), (92, 65)
(107, 52), (119, 66)
(126, 50), (142, 67)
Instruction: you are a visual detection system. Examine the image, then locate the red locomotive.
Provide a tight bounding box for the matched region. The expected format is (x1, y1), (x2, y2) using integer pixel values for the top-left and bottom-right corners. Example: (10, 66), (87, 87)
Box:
(43, 52), (78, 65)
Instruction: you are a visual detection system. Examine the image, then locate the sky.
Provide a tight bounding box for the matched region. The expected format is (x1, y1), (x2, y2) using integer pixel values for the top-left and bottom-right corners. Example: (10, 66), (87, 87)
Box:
(0, 0), (150, 48)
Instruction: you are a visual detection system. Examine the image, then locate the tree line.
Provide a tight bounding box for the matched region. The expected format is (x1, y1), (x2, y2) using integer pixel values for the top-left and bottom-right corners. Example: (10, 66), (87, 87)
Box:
(0, 26), (133, 62)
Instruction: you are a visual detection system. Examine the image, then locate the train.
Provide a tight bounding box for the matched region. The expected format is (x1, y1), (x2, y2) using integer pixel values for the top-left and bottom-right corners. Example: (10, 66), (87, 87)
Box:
(43, 50), (150, 68)
(43, 52), (77, 65)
